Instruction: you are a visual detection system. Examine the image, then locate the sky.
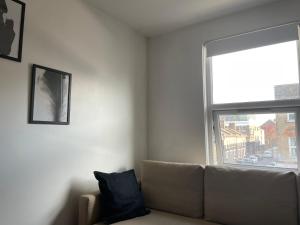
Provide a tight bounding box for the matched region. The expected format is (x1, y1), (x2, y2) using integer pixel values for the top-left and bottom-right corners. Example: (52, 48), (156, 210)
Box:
(212, 40), (299, 104)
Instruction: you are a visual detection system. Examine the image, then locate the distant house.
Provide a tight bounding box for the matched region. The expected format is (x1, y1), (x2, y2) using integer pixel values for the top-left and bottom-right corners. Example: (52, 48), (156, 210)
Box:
(274, 84), (299, 100)
(223, 115), (265, 143)
(274, 84), (298, 161)
(222, 115), (265, 156)
(220, 122), (247, 162)
(261, 120), (276, 147)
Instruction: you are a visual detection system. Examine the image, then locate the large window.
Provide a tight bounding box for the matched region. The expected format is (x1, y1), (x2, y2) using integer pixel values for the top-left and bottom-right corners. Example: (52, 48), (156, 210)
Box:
(205, 24), (300, 170)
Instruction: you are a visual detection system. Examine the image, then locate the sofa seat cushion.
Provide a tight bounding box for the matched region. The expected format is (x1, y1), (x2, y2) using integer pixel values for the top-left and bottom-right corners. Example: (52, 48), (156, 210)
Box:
(141, 160), (204, 218)
(205, 166), (298, 225)
(94, 210), (221, 225)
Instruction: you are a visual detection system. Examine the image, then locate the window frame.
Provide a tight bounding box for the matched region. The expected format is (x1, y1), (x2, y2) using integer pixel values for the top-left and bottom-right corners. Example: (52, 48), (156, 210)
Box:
(204, 25), (300, 171)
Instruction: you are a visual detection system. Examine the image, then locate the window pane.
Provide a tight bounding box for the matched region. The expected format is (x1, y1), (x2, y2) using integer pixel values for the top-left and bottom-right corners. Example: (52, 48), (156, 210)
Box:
(217, 112), (297, 169)
(212, 41), (300, 104)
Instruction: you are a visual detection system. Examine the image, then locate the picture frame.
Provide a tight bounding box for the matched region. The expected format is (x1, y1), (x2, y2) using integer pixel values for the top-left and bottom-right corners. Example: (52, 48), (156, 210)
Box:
(29, 64), (72, 125)
(0, 0), (25, 62)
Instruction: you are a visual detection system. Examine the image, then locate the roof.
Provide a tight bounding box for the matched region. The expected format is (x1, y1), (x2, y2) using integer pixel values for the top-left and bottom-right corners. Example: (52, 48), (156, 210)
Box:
(221, 128), (245, 137)
(260, 120), (275, 128)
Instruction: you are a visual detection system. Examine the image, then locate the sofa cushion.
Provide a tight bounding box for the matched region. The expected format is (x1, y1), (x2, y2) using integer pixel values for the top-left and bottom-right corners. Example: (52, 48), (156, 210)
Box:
(94, 210), (220, 225)
(204, 166), (298, 225)
(94, 170), (149, 224)
(296, 173), (300, 224)
(141, 160), (204, 218)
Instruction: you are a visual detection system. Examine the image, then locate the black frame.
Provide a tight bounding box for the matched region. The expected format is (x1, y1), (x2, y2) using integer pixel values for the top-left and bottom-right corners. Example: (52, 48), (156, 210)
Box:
(0, 0), (26, 62)
(29, 64), (72, 125)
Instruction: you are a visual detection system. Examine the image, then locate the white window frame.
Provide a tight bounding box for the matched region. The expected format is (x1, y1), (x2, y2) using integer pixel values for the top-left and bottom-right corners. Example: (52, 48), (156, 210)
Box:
(203, 24), (300, 171)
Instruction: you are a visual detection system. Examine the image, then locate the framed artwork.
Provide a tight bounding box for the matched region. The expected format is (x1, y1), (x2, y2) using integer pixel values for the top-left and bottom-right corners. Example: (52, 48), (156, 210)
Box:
(0, 0), (25, 62)
(29, 64), (72, 125)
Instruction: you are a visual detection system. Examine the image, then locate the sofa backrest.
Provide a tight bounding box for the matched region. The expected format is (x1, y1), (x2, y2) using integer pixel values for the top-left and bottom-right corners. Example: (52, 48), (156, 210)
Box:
(297, 174), (300, 225)
(204, 166), (298, 225)
(141, 160), (204, 218)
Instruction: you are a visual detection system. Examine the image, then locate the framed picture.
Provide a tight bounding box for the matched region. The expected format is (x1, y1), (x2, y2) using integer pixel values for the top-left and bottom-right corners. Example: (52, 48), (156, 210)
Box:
(0, 0), (25, 62)
(29, 64), (72, 125)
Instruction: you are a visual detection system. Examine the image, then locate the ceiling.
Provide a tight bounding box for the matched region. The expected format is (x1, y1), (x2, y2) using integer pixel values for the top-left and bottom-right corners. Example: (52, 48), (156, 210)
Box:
(89, 0), (281, 37)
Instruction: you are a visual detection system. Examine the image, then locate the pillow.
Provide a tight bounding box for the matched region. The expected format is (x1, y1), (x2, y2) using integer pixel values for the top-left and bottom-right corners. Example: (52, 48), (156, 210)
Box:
(94, 169), (150, 224)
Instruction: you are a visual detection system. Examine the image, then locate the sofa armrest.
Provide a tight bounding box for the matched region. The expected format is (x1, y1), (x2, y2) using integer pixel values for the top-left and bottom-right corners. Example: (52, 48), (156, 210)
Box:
(79, 193), (102, 225)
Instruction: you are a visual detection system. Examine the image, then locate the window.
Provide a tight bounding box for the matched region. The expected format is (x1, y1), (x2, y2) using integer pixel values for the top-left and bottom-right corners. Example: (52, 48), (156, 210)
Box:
(289, 137), (297, 160)
(212, 41), (299, 104)
(288, 113), (296, 122)
(216, 112), (297, 169)
(205, 24), (300, 170)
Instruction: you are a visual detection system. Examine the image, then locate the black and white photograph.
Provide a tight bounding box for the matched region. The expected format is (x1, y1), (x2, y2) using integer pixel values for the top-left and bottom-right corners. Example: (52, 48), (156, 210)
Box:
(0, 0), (25, 62)
(30, 64), (72, 125)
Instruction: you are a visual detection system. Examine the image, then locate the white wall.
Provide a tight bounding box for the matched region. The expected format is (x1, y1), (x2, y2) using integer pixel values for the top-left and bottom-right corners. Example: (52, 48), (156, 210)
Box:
(148, 0), (300, 164)
(0, 0), (147, 225)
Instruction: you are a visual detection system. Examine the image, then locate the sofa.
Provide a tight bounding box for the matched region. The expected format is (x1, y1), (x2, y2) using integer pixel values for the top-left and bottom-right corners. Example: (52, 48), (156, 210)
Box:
(79, 160), (300, 225)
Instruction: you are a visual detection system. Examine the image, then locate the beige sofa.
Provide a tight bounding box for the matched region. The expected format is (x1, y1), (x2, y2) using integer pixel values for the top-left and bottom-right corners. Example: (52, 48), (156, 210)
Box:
(79, 160), (300, 225)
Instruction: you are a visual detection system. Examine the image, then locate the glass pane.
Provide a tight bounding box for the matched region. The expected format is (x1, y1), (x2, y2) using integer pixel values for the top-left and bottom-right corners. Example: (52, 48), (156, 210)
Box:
(212, 41), (300, 104)
(217, 112), (298, 169)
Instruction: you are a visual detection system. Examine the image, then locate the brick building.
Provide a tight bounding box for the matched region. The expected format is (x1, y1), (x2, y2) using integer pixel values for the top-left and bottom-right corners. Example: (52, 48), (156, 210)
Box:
(274, 84), (298, 162)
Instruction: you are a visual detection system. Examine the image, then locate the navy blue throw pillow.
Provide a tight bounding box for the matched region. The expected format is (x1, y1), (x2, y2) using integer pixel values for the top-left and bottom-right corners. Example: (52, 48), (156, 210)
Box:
(94, 169), (150, 224)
